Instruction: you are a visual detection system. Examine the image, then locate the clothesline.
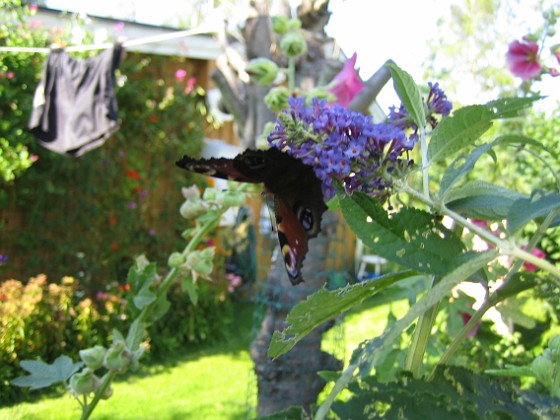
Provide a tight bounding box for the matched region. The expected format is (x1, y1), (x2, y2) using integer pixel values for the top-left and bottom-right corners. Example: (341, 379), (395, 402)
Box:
(0, 26), (215, 54)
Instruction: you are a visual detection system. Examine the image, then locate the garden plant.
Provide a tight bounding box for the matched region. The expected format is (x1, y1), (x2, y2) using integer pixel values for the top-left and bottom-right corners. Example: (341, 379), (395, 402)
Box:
(4, 2), (560, 420)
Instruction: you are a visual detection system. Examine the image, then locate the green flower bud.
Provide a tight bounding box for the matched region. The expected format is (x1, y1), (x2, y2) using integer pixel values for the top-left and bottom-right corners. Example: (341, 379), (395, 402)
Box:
(286, 18), (302, 30)
(271, 16), (290, 34)
(187, 248), (214, 277)
(531, 352), (554, 387)
(202, 187), (220, 202)
(305, 88), (336, 104)
(280, 31), (307, 57)
(246, 58), (279, 86)
(101, 384), (114, 400)
(103, 341), (131, 371)
(524, 33), (539, 42)
(79, 346), (107, 370)
(265, 86), (291, 112)
(216, 190), (246, 208)
(256, 122), (277, 149)
(180, 199), (208, 219)
(69, 368), (99, 395)
(168, 252), (185, 268)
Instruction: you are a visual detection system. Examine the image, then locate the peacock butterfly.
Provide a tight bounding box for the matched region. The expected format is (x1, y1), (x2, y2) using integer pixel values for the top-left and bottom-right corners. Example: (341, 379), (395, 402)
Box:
(176, 148), (327, 285)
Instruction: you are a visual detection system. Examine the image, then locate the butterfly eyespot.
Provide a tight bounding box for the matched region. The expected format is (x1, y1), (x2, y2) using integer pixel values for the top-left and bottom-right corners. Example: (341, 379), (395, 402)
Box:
(297, 207), (314, 232)
(282, 244), (298, 277)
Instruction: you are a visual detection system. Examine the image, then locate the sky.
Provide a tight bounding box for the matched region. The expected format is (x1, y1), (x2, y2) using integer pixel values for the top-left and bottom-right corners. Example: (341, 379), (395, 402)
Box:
(44, 0), (558, 110)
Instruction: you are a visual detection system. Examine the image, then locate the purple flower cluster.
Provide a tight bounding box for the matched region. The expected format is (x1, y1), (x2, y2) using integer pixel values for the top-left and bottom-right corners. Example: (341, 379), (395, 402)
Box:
(388, 82), (453, 141)
(268, 97), (415, 200)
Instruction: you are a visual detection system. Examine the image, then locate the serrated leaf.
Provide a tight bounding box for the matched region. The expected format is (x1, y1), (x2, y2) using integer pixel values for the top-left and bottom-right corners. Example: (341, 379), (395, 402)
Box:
(387, 63), (426, 130)
(126, 318), (145, 352)
(444, 181), (527, 220)
(268, 271), (418, 358)
(318, 251), (497, 417)
(428, 104), (494, 163)
(508, 192), (560, 233)
(339, 191), (465, 276)
(12, 355), (83, 390)
(485, 96), (541, 118)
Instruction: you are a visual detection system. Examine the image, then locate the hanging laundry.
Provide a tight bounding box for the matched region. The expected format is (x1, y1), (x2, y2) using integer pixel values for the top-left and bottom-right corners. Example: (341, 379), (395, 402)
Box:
(29, 44), (124, 156)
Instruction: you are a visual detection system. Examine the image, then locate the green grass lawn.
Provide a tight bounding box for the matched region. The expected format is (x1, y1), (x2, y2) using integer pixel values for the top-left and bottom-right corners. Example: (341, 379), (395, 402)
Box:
(0, 293), (406, 419)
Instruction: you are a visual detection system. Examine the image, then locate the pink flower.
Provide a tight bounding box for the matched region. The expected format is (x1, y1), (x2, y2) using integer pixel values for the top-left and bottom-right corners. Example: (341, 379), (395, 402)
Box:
(175, 69), (187, 82)
(6, 72), (14, 79)
(328, 52), (364, 107)
(185, 76), (197, 94)
(506, 40), (542, 80)
(459, 311), (481, 338)
(523, 247), (547, 272)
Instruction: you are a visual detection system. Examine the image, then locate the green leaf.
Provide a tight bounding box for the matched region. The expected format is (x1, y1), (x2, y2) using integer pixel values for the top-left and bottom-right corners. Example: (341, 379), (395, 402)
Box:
(339, 191), (465, 276)
(332, 366), (537, 419)
(486, 364), (535, 378)
(491, 272), (540, 304)
(268, 271), (419, 358)
(428, 104), (494, 163)
(180, 274), (198, 305)
(428, 97), (541, 164)
(387, 63), (426, 130)
(317, 251), (497, 417)
(12, 355), (83, 390)
(439, 142), (496, 198)
(444, 181), (527, 220)
(125, 318), (145, 352)
(484, 96), (541, 118)
(133, 287), (157, 310)
(257, 406), (306, 419)
(508, 192), (560, 233)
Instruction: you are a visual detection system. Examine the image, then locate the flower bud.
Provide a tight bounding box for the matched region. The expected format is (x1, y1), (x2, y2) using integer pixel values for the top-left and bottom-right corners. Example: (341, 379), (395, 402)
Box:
(286, 19), (302, 30)
(305, 88), (336, 105)
(180, 199), (208, 219)
(168, 252), (185, 268)
(187, 248), (214, 277)
(103, 341), (131, 371)
(216, 190), (246, 208)
(280, 31), (307, 58)
(181, 185), (201, 200)
(531, 352), (554, 387)
(246, 58), (279, 86)
(69, 368), (99, 395)
(202, 187), (220, 202)
(271, 16), (290, 34)
(265, 86), (290, 112)
(79, 345), (107, 370)
(101, 384), (114, 400)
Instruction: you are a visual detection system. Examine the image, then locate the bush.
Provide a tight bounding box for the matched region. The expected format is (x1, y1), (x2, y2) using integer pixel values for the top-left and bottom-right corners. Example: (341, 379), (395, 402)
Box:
(0, 275), (128, 403)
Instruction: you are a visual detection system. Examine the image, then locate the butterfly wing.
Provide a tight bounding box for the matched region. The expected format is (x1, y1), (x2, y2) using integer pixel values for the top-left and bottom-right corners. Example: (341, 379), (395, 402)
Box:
(177, 149), (327, 285)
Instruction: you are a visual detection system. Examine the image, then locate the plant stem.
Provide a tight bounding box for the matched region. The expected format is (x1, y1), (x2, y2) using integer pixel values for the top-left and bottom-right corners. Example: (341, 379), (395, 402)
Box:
(405, 285), (439, 377)
(399, 182), (560, 281)
(430, 299), (491, 378)
(288, 57), (296, 92)
(80, 371), (116, 420)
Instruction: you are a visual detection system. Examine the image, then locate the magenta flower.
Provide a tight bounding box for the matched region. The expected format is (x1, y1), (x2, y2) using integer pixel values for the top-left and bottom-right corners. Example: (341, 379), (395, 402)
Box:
(506, 40), (542, 80)
(175, 69), (187, 82)
(328, 52), (364, 107)
(185, 76), (197, 94)
(523, 247), (547, 272)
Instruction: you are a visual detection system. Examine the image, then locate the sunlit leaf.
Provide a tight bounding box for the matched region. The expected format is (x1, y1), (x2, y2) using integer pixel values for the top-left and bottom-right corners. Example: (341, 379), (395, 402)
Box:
(444, 181), (527, 220)
(387, 63), (426, 130)
(339, 191), (465, 276)
(12, 355), (83, 390)
(508, 192), (560, 233)
(268, 271), (420, 358)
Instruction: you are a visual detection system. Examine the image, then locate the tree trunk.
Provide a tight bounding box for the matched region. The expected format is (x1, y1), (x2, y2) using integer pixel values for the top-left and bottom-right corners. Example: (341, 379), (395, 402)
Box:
(250, 211), (342, 416)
